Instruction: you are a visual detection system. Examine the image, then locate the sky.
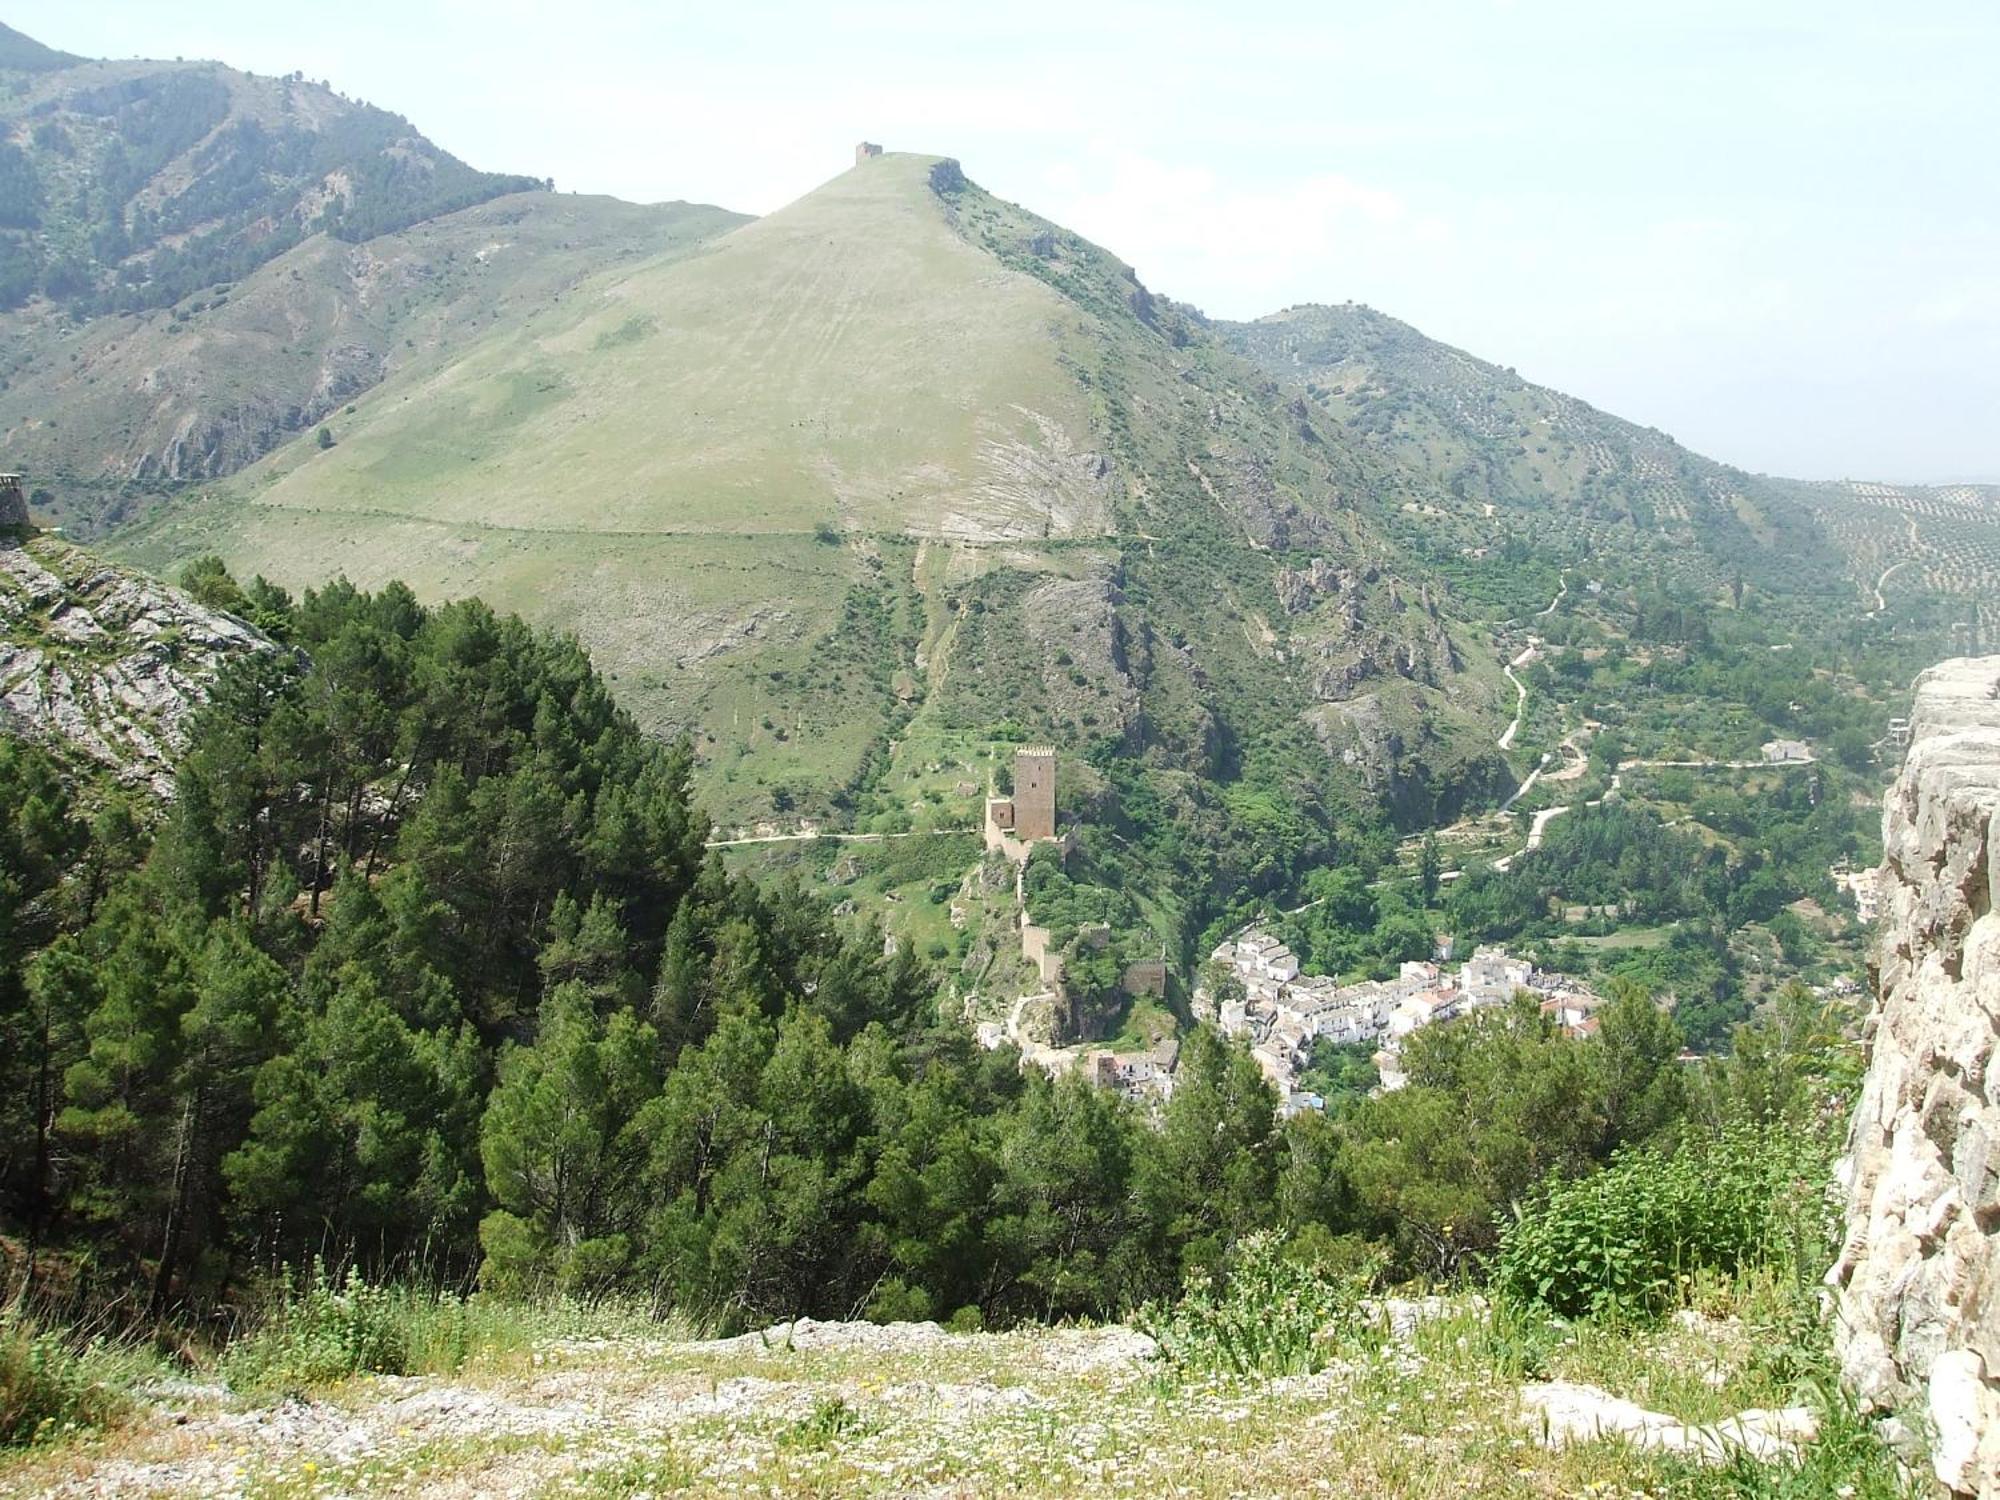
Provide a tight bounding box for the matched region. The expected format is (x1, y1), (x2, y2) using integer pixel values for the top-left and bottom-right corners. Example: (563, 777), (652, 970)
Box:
(23, 1), (2000, 483)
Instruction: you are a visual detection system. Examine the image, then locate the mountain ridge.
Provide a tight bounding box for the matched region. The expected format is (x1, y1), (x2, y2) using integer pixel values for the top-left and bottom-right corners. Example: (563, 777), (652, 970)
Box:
(113, 151), (1511, 841)
(1220, 301), (2000, 622)
(0, 23), (757, 531)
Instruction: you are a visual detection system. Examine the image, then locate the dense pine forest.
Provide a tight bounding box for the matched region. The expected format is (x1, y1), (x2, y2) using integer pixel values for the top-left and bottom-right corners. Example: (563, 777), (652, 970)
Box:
(0, 571), (1843, 1340)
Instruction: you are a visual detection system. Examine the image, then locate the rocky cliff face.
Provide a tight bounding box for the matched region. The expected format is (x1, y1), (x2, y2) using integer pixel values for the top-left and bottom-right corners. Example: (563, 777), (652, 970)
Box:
(1832, 655), (2000, 1495)
(0, 535), (273, 795)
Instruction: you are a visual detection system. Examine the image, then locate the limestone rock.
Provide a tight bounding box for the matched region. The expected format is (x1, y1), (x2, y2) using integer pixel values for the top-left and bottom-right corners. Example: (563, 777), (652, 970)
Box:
(1831, 655), (2000, 1496)
(0, 536), (276, 796)
(1519, 1381), (1816, 1463)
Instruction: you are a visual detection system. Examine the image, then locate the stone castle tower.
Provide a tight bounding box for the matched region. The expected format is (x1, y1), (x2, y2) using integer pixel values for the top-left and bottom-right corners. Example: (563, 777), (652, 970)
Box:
(854, 141), (883, 165)
(1013, 747), (1056, 843)
(0, 473), (27, 530)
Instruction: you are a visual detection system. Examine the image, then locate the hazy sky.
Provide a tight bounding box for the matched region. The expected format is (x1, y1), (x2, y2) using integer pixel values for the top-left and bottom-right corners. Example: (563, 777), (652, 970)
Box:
(26, 1), (2000, 483)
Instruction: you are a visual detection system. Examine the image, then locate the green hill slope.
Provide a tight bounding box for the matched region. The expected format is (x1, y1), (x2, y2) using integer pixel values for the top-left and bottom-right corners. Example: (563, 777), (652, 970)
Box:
(115, 152), (1509, 848)
(0, 191), (745, 531)
(0, 26), (751, 532)
(1220, 303), (2000, 629)
(209, 154), (1105, 539)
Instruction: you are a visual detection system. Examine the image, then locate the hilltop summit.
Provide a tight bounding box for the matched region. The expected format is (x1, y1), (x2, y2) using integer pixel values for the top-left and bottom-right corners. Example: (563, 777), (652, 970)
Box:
(119, 151), (1504, 826)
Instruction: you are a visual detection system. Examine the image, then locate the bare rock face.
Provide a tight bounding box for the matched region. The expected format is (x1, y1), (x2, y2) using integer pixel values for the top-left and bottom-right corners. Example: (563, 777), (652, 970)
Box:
(0, 537), (276, 796)
(1831, 655), (2000, 1496)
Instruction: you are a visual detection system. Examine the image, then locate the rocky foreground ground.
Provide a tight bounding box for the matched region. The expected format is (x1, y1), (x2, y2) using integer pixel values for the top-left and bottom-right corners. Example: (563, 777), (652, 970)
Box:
(0, 1302), (1836, 1499)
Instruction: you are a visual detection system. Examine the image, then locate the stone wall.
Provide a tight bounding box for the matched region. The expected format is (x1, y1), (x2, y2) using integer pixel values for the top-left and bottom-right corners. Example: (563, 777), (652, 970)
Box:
(1832, 655), (2000, 1495)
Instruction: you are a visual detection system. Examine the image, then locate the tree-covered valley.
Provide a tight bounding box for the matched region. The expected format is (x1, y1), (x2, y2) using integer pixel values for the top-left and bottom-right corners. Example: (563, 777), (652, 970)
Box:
(0, 15), (1991, 1497)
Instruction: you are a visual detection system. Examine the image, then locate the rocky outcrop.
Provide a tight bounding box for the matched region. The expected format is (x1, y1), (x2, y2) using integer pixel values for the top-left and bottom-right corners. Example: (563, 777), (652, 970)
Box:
(1274, 557), (1350, 616)
(1021, 571), (1141, 748)
(1519, 1381), (1816, 1464)
(1832, 655), (2000, 1496)
(0, 537), (275, 796)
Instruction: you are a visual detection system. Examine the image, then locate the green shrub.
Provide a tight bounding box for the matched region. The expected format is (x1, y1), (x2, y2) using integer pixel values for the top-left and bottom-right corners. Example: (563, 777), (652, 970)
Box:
(778, 1395), (874, 1451)
(1138, 1231), (1377, 1378)
(223, 1261), (447, 1392)
(0, 1313), (144, 1447)
(1494, 1125), (1830, 1319)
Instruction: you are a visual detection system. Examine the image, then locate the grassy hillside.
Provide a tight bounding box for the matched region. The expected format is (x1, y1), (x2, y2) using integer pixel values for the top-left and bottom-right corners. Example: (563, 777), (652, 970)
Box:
(0, 24), (748, 532)
(0, 192), (745, 532)
(203, 155), (1103, 539)
(117, 154), (1511, 855)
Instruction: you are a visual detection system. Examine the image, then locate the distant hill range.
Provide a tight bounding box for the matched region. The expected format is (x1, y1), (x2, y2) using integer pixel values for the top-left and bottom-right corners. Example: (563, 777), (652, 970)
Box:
(2, 22), (1995, 829)
(113, 148), (1519, 826)
(0, 22), (744, 526)
(1220, 304), (2000, 618)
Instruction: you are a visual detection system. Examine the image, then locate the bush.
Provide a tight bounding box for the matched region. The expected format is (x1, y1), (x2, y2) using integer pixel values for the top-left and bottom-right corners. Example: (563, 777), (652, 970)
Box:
(1494, 1125), (1829, 1319)
(1137, 1232), (1377, 1378)
(0, 1313), (146, 1447)
(223, 1261), (447, 1392)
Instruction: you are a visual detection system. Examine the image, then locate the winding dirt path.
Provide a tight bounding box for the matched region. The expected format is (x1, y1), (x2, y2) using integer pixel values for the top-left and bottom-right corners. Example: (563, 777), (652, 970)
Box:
(706, 827), (973, 849)
(1498, 665), (1528, 752)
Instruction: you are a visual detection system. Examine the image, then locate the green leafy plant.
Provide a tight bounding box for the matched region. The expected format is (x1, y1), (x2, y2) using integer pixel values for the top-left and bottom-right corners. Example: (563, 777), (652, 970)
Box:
(223, 1261), (449, 1392)
(1494, 1124), (1830, 1320)
(777, 1395), (874, 1451)
(1137, 1231), (1378, 1378)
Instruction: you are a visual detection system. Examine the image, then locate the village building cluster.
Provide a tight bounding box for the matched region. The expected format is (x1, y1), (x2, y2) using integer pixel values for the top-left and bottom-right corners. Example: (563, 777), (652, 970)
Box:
(971, 747), (1611, 1118)
(1208, 928), (1602, 1102)
(1830, 858), (1881, 922)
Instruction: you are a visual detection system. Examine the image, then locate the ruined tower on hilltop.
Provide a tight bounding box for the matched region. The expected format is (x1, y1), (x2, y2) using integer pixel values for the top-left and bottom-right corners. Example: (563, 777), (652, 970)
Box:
(982, 746), (1060, 858)
(1013, 747), (1056, 843)
(854, 141), (883, 165)
(0, 473), (27, 530)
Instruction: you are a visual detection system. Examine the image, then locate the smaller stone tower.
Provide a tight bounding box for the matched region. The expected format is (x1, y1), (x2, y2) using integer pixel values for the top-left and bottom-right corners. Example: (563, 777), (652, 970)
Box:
(0, 473), (27, 530)
(1014, 747), (1056, 843)
(854, 141), (883, 165)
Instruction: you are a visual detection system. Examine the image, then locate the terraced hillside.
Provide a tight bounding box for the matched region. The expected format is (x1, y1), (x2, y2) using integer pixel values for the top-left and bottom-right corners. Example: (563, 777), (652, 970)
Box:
(118, 153), (1513, 833)
(1783, 478), (2000, 639)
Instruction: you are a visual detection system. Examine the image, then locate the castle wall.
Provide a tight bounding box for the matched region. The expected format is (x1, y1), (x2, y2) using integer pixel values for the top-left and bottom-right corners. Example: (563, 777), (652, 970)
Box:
(1120, 960), (1168, 999)
(1832, 656), (2000, 1496)
(0, 475), (27, 530)
(1019, 915), (1063, 986)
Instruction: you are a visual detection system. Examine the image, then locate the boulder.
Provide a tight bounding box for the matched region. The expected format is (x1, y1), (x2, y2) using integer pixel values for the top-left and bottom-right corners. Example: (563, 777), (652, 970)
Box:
(1519, 1381), (1816, 1463)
